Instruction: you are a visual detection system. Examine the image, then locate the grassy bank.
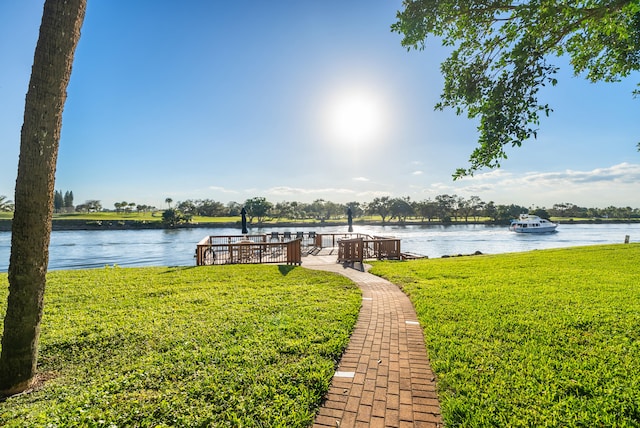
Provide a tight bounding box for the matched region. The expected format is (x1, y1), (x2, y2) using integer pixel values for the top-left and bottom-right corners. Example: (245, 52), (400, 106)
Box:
(370, 244), (640, 427)
(0, 265), (361, 427)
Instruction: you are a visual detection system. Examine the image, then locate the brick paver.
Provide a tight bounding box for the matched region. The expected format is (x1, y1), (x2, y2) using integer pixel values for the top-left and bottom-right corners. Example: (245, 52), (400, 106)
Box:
(303, 254), (443, 428)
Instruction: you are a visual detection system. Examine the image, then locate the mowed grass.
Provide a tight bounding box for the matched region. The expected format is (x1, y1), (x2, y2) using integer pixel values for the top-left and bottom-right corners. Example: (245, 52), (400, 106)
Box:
(0, 265), (361, 427)
(370, 244), (640, 427)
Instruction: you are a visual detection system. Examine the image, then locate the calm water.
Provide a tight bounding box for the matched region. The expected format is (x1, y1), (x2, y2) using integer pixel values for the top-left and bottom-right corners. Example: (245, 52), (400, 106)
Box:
(0, 223), (638, 272)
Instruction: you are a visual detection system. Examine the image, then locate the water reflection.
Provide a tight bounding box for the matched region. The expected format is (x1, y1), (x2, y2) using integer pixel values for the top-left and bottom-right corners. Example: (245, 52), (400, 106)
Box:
(0, 223), (638, 272)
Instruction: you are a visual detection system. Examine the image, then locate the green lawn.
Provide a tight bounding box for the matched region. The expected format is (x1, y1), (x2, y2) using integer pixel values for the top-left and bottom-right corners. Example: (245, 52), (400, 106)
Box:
(2, 245), (639, 426)
(0, 265), (361, 427)
(370, 244), (640, 427)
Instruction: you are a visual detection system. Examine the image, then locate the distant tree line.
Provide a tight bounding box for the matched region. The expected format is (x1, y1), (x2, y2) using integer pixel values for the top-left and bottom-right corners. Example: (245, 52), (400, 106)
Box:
(3, 193), (639, 224)
(75, 200), (102, 212)
(53, 190), (74, 213)
(113, 201), (156, 214)
(0, 195), (14, 212)
(164, 195), (640, 225)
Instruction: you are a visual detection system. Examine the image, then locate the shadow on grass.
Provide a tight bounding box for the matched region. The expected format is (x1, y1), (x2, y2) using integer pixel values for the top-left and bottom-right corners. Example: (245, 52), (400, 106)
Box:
(160, 266), (197, 274)
(278, 265), (297, 276)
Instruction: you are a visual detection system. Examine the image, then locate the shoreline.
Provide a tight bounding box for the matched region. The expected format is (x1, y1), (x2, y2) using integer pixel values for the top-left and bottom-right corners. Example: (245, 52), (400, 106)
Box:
(2, 218), (639, 232)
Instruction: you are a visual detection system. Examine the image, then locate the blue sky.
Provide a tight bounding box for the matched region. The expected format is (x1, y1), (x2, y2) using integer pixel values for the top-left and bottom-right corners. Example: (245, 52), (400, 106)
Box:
(1, 1), (639, 211)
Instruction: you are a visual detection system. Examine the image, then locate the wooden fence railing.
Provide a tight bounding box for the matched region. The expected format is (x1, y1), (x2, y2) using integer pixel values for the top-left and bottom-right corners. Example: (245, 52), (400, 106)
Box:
(195, 235), (302, 266)
(315, 233), (371, 249)
(368, 237), (401, 260)
(337, 238), (365, 263)
(195, 233), (400, 266)
(337, 236), (401, 263)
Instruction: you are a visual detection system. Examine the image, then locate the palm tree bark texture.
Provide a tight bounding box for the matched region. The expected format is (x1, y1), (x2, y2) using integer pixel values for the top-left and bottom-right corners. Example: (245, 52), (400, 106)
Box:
(0, 0), (86, 395)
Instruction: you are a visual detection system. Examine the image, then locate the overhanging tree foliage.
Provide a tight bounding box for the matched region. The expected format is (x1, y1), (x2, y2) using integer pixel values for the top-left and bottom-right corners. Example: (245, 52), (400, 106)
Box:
(393, 0), (640, 178)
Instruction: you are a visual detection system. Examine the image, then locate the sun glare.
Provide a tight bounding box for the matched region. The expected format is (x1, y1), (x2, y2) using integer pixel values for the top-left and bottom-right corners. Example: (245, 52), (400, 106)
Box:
(323, 88), (388, 147)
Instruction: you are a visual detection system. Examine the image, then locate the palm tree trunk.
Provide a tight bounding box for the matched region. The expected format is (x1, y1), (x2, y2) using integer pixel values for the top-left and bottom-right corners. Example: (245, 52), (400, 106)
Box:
(0, 0), (86, 395)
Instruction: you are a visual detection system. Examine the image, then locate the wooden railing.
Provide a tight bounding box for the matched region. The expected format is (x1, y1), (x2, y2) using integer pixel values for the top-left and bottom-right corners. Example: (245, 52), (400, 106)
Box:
(205, 234), (267, 245)
(266, 231), (317, 248)
(195, 233), (400, 266)
(195, 235), (301, 266)
(367, 237), (401, 260)
(315, 233), (371, 249)
(337, 238), (365, 263)
(337, 235), (401, 263)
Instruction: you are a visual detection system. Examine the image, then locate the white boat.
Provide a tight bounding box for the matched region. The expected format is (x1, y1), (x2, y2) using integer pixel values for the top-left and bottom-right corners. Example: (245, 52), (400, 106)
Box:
(509, 214), (558, 233)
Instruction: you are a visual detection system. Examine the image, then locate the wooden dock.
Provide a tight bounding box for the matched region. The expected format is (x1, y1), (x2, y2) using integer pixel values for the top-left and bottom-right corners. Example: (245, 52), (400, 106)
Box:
(195, 232), (406, 266)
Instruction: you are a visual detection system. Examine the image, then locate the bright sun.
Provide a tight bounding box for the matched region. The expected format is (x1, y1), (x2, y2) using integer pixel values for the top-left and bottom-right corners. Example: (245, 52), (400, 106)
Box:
(324, 88), (387, 147)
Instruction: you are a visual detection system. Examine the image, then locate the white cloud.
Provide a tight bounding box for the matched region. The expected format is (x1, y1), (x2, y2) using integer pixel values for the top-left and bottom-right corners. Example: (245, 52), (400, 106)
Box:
(461, 169), (512, 182)
(452, 163), (640, 207)
(265, 186), (356, 196)
(469, 163), (640, 190)
(208, 163), (640, 207)
(356, 190), (391, 199)
(208, 186), (238, 194)
(527, 162), (640, 185)
(412, 170), (423, 176)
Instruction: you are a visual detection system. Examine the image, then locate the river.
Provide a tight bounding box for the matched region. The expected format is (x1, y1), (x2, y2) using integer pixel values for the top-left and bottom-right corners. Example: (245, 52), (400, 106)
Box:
(0, 223), (638, 272)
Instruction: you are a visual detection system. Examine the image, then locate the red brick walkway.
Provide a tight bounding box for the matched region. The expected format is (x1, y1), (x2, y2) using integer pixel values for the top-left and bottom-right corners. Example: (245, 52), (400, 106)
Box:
(303, 254), (443, 428)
